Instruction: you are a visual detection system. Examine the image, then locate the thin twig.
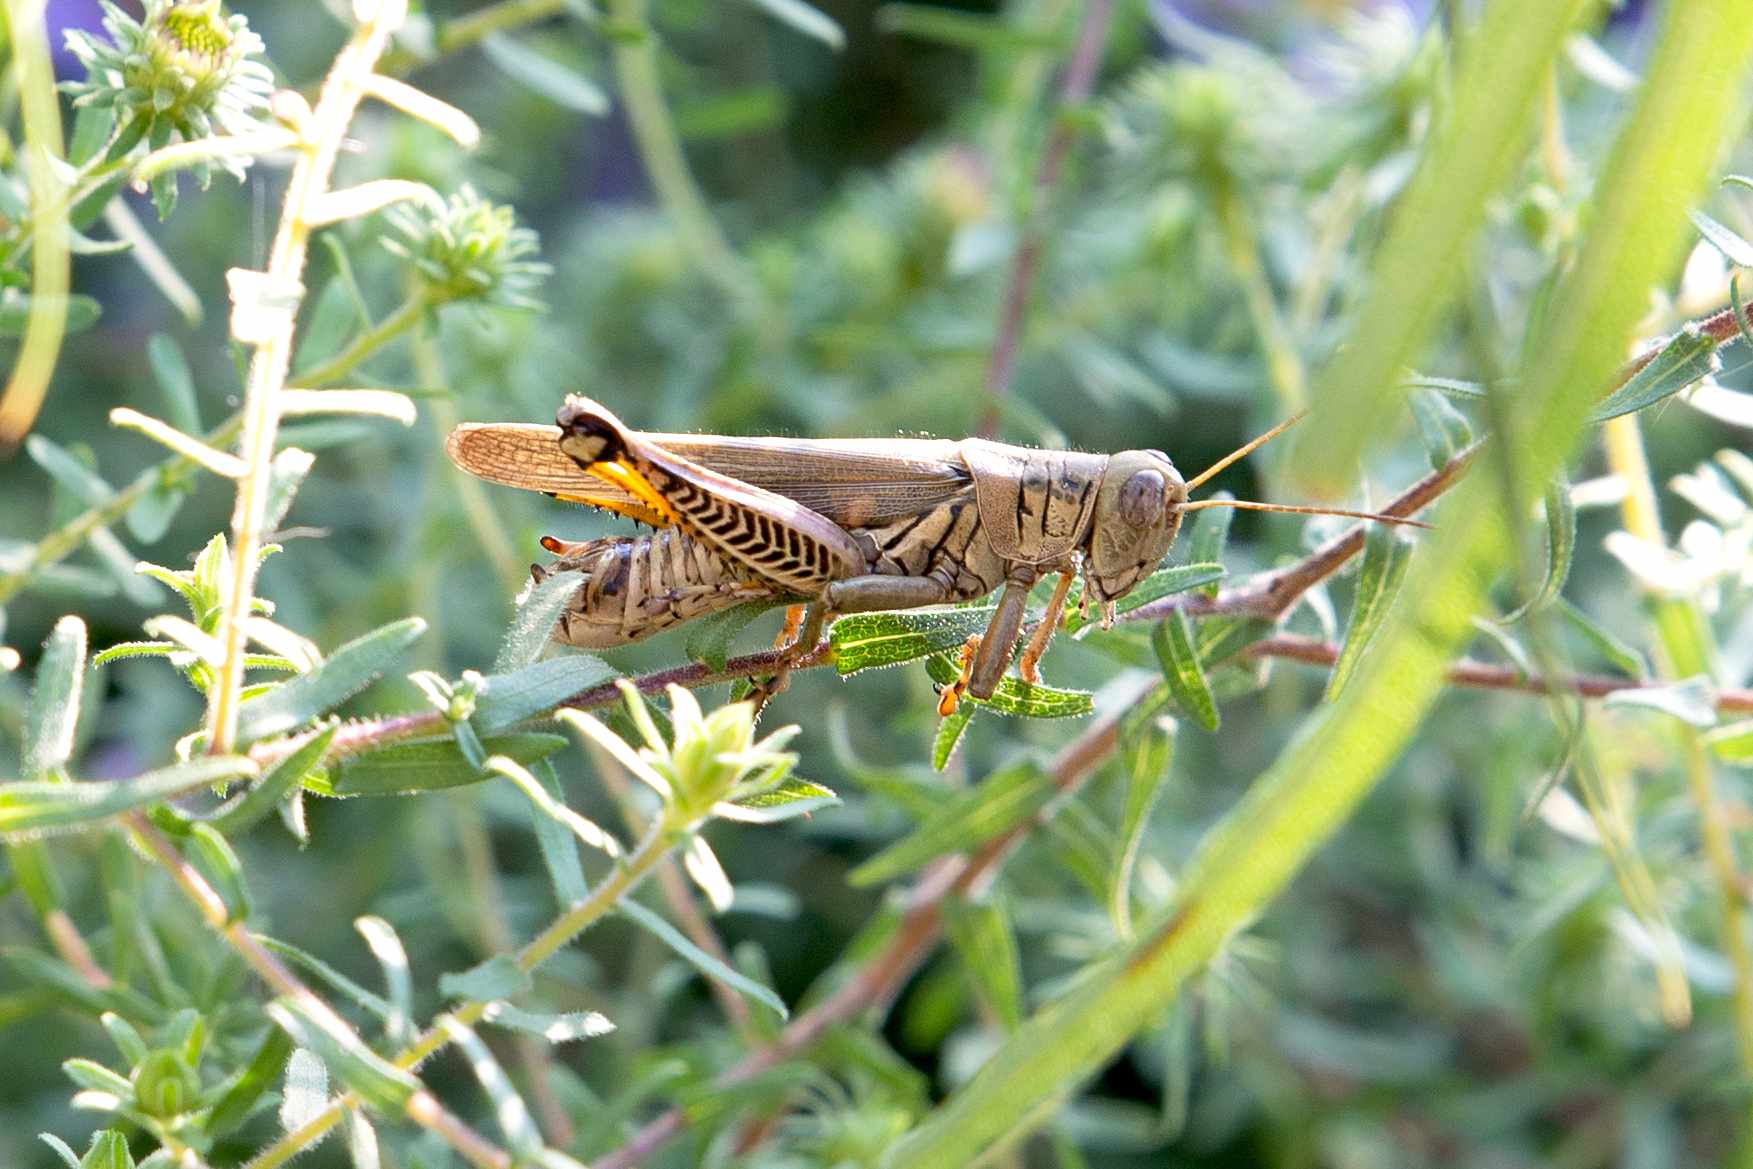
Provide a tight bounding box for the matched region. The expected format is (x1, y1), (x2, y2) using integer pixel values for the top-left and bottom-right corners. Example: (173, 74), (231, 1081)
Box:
(1243, 633), (1753, 713)
(977, 0), (1114, 438)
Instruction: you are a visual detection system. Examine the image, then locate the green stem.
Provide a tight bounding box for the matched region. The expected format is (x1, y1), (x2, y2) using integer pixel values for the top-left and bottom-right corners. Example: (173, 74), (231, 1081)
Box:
(292, 292), (429, 388)
(606, 0), (758, 309)
(243, 814), (684, 1168)
(1215, 180), (1306, 415)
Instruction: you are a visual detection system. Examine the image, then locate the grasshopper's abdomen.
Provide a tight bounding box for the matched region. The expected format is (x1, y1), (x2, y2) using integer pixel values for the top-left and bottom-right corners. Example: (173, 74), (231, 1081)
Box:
(535, 529), (782, 648)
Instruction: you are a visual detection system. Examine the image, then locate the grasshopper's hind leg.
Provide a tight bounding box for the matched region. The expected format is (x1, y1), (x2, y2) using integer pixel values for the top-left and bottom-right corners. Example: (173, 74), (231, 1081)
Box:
(748, 602), (827, 714)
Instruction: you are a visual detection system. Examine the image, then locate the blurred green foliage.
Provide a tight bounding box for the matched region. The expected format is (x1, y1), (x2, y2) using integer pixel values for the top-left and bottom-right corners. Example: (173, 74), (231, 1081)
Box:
(3, 1), (1753, 1167)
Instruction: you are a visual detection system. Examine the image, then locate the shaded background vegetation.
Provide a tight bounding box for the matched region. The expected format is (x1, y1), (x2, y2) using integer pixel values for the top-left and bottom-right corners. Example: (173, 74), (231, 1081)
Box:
(5, 1), (1753, 1166)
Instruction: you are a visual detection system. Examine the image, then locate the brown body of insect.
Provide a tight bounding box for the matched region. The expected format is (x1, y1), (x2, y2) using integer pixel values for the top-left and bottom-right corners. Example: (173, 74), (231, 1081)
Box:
(447, 396), (1419, 707)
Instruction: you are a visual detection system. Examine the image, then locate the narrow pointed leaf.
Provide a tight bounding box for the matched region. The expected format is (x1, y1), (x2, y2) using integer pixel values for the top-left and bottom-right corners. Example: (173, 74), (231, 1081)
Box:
(205, 1027), (293, 1139)
(235, 618), (426, 742)
(1064, 563), (1225, 633)
(932, 704), (975, 772)
(619, 899), (789, 1018)
(481, 1001), (615, 1043)
(685, 600), (775, 672)
(473, 654), (615, 732)
(832, 608), (994, 674)
(440, 954), (532, 1003)
(1410, 388), (1474, 469)
(1326, 526), (1414, 699)
(1152, 612), (1218, 731)
(495, 569), (586, 672)
(266, 999), (419, 1114)
(922, 655), (1093, 718)
(25, 616), (87, 778)
(208, 724), (335, 835)
(1589, 326), (1718, 421)
(1, 756), (257, 840)
(438, 1016), (543, 1158)
(327, 731), (567, 796)
(849, 762), (1055, 886)
(716, 776), (839, 823)
(481, 34), (609, 114)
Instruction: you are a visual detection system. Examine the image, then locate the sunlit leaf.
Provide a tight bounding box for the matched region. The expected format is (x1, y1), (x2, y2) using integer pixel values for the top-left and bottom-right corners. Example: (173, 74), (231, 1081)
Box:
(620, 899), (788, 1017)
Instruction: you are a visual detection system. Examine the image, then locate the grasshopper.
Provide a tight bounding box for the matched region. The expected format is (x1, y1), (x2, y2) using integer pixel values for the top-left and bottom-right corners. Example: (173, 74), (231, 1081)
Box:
(447, 396), (1423, 710)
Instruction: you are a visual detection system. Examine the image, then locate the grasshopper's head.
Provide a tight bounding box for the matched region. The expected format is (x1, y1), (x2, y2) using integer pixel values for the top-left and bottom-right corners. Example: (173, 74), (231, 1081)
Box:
(556, 395), (629, 467)
(1084, 449), (1187, 607)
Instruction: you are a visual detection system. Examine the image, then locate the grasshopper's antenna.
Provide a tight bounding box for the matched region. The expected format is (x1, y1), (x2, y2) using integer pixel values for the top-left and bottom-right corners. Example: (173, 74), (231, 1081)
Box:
(1179, 498), (1432, 529)
(1184, 410), (1308, 493)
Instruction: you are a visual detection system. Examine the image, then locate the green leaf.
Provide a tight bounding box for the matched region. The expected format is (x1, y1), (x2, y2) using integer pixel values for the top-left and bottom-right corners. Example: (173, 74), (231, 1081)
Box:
(480, 1001), (615, 1043)
(1603, 676), (1718, 728)
(235, 617), (426, 743)
(473, 654), (615, 732)
(0, 291), (101, 337)
(1504, 476), (1575, 621)
(481, 34), (609, 114)
(208, 724), (335, 836)
(1152, 612), (1218, 731)
(1064, 563), (1226, 633)
(620, 899), (789, 1018)
(256, 936), (391, 1019)
(494, 569), (586, 672)
(78, 1130), (134, 1169)
(832, 608), (994, 674)
(1705, 720), (1753, 766)
(278, 1047), (328, 1134)
(921, 655), (1093, 718)
(437, 1017), (543, 1158)
(849, 762), (1055, 887)
(1188, 504), (1235, 598)
(932, 704), (975, 772)
(328, 731), (566, 796)
(875, 3), (1062, 52)
(716, 776), (839, 823)
(526, 760), (590, 906)
(355, 917), (412, 1043)
(675, 86), (789, 140)
(0, 756), (257, 841)
(205, 1026), (293, 1139)
(1589, 326), (1718, 422)
(186, 823), (251, 921)
(1326, 526), (1414, 700)
(266, 998), (419, 1115)
(1690, 208), (1753, 266)
(263, 448), (316, 533)
(1558, 598), (1648, 678)
(740, 0), (844, 49)
(146, 334), (201, 433)
(39, 1134), (82, 1169)
(24, 616), (87, 779)
(1, 947), (166, 1023)
(25, 436), (113, 508)
(125, 480), (187, 544)
(440, 954), (533, 1003)
(1409, 388), (1474, 469)
(684, 600), (775, 672)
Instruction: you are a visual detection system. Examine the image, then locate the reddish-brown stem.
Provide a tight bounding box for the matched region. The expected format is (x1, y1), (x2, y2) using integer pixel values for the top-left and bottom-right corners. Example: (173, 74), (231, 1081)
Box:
(977, 0), (1114, 438)
(1247, 633), (1753, 712)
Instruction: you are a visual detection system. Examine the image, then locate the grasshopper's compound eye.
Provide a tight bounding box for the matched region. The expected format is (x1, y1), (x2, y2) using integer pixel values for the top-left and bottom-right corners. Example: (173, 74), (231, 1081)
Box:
(557, 400), (625, 466)
(1118, 469), (1166, 528)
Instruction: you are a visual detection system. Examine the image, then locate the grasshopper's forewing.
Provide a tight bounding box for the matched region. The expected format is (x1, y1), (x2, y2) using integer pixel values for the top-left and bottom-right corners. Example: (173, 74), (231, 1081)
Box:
(447, 422), (974, 528)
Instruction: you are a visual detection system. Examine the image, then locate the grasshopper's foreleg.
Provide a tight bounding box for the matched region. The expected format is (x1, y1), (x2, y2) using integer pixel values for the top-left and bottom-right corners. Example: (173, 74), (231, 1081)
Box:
(1017, 570), (1076, 685)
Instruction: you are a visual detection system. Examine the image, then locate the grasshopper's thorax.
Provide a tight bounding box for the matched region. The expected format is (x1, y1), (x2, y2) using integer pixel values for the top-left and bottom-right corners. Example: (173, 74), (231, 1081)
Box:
(1081, 449), (1187, 609)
